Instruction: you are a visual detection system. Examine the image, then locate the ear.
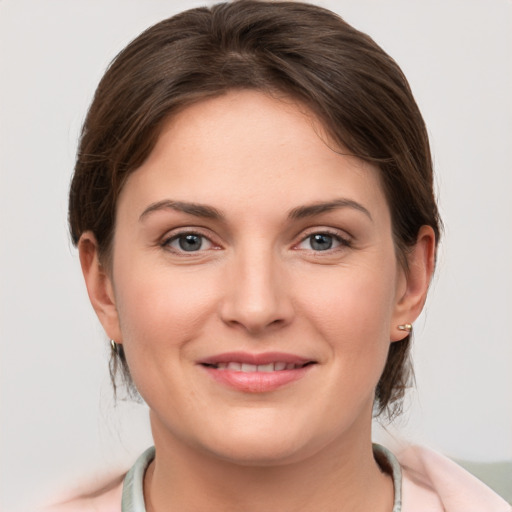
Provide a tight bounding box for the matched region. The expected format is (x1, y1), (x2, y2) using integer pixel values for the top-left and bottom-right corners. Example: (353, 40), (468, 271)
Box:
(78, 232), (123, 343)
(391, 225), (436, 342)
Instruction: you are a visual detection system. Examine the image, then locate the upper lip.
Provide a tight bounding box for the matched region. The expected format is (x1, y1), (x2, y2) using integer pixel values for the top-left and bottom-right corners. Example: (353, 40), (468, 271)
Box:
(198, 352), (315, 366)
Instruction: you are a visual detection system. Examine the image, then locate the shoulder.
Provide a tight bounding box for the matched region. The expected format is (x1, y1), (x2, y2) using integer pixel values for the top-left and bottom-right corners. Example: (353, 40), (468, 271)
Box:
(396, 445), (511, 512)
(40, 447), (154, 512)
(40, 475), (124, 512)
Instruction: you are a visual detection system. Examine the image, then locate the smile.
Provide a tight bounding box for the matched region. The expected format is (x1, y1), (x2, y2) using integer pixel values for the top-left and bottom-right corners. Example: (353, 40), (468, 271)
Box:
(203, 362), (311, 372)
(198, 352), (317, 393)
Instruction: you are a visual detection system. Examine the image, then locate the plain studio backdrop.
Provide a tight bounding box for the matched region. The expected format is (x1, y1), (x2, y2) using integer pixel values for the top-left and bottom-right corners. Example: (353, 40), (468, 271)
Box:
(1, 1), (511, 510)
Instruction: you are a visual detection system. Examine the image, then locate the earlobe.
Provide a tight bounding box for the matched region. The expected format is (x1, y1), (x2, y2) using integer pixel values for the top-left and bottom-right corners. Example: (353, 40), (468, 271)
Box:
(78, 232), (123, 343)
(391, 225), (436, 342)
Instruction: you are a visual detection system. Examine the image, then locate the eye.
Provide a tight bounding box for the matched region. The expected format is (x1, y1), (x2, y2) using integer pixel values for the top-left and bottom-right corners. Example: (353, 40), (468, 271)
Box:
(296, 231), (350, 252)
(164, 232), (214, 253)
(309, 233), (335, 251)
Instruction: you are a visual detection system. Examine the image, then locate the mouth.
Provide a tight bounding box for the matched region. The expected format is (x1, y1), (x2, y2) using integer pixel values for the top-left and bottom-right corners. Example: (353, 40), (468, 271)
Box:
(198, 352), (317, 393)
(201, 361), (315, 372)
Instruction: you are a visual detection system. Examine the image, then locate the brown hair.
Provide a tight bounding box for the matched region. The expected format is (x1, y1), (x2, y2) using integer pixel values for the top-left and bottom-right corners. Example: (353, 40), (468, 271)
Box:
(69, 0), (441, 418)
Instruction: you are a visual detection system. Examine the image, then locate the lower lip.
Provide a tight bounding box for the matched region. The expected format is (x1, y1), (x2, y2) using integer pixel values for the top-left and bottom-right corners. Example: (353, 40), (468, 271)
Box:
(201, 365), (313, 393)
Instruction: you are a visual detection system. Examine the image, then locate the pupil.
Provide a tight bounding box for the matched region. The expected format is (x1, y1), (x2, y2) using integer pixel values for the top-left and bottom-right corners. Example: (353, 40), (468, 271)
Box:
(311, 234), (332, 251)
(179, 234), (202, 251)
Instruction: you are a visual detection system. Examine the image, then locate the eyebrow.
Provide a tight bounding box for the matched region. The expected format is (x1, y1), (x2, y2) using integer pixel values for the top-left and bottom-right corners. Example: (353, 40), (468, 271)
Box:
(288, 199), (372, 221)
(139, 197), (372, 222)
(139, 200), (223, 221)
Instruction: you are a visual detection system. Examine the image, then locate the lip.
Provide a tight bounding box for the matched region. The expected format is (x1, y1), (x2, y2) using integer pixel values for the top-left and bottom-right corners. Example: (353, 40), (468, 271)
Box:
(198, 352), (316, 393)
(199, 351), (313, 366)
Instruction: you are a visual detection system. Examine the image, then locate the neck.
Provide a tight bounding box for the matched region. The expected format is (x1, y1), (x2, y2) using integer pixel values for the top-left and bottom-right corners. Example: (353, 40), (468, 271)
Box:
(144, 412), (393, 512)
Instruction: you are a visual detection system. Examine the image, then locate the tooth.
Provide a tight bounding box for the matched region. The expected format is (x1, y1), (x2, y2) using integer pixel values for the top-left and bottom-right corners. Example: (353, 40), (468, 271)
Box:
(241, 363), (257, 372)
(257, 363), (274, 372)
(274, 362), (286, 371)
(285, 363), (296, 370)
(227, 362), (242, 371)
(217, 362), (227, 370)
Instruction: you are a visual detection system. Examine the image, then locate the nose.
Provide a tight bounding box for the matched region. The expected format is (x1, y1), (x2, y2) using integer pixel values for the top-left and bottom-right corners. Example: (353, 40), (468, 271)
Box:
(219, 247), (294, 335)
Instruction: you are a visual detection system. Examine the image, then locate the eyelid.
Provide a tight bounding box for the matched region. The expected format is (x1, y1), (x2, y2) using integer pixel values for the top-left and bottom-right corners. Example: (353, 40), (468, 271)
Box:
(293, 227), (353, 250)
(160, 227), (222, 253)
(158, 226), (352, 254)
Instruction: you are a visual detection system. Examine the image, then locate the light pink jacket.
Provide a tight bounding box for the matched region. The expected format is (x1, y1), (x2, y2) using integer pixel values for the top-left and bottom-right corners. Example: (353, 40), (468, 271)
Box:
(398, 445), (511, 511)
(45, 445), (511, 511)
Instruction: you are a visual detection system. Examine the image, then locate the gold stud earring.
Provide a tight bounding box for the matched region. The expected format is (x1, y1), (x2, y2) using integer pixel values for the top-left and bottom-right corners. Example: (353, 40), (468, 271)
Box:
(110, 339), (118, 354)
(397, 323), (412, 332)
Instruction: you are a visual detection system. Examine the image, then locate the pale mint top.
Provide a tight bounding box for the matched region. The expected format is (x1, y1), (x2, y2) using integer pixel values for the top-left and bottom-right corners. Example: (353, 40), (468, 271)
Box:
(121, 444), (402, 512)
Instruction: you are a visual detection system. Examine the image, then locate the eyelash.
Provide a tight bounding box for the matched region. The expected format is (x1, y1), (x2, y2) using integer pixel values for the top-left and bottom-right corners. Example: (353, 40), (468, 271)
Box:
(161, 229), (218, 254)
(160, 228), (352, 255)
(295, 229), (352, 252)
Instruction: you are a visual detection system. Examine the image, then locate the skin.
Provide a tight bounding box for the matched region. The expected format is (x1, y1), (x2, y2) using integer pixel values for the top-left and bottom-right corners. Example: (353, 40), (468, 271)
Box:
(79, 90), (435, 511)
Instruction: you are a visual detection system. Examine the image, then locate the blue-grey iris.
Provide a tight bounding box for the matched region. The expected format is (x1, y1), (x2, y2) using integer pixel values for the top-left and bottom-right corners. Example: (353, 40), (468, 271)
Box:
(310, 234), (333, 251)
(179, 234), (203, 251)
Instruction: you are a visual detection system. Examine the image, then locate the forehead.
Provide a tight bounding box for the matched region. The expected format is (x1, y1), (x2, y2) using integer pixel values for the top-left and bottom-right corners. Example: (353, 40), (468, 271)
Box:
(118, 90), (389, 224)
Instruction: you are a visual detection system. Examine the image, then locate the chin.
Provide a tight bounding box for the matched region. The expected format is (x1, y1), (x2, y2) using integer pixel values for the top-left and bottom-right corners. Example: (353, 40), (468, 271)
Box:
(206, 436), (313, 467)
(195, 414), (333, 467)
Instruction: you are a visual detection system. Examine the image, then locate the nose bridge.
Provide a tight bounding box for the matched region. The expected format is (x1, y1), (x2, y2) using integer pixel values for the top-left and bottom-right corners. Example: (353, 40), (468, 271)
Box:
(220, 239), (292, 333)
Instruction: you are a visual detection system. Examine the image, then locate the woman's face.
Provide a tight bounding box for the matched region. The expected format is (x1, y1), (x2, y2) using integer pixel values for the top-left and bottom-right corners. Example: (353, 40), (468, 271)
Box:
(95, 90), (419, 464)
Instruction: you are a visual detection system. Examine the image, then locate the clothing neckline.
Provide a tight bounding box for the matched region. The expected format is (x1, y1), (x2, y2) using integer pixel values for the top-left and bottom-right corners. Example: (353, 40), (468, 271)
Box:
(121, 444), (402, 511)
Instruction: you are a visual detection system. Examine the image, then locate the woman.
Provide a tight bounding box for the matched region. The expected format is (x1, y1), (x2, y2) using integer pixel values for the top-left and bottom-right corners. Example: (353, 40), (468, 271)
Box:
(50, 1), (509, 510)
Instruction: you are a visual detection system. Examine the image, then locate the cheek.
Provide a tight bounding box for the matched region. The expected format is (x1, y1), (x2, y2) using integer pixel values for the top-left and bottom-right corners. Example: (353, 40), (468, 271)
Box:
(293, 258), (397, 389)
(297, 260), (397, 339)
(112, 265), (223, 407)
(113, 262), (220, 351)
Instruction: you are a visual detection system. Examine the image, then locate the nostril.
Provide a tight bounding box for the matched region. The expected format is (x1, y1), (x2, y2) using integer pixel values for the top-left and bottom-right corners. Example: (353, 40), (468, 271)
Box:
(218, 271), (295, 334)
